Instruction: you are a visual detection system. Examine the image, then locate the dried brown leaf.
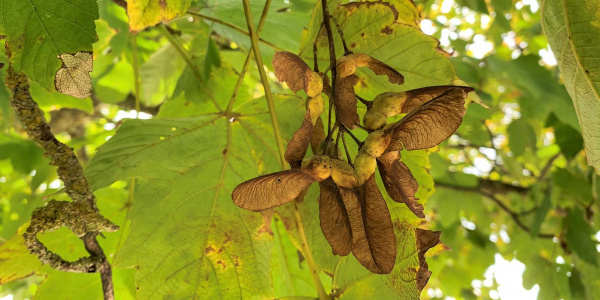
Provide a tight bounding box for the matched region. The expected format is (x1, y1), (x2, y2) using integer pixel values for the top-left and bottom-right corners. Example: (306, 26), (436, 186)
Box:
(55, 52), (93, 99)
(285, 110), (314, 168)
(377, 151), (425, 218)
(318, 178), (353, 256)
(386, 87), (472, 151)
(403, 85), (474, 113)
(415, 229), (441, 291)
(337, 53), (404, 85)
(352, 175), (396, 274)
(311, 116), (326, 155)
(273, 51), (322, 97)
(335, 74), (361, 129)
(232, 169), (317, 211)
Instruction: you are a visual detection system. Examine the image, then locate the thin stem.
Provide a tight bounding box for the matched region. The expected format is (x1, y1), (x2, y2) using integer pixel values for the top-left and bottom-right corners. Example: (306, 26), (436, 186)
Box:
(335, 128), (342, 154)
(345, 128), (361, 145)
(130, 33), (141, 114)
(321, 0), (337, 136)
(187, 11), (282, 51)
(157, 25), (222, 111)
(225, 0), (272, 115)
(341, 130), (352, 165)
(313, 23), (325, 72)
(356, 95), (371, 108)
(242, 0), (286, 168)
(331, 16), (349, 53)
(293, 201), (330, 300)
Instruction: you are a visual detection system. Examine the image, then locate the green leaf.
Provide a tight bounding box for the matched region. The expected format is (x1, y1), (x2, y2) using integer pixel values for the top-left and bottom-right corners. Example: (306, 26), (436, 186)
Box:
(1, 0), (99, 91)
(530, 185), (552, 237)
(270, 217), (318, 298)
(301, 1), (457, 96)
(85, 87), (305, 298)
(542, 0), (600, 173)
(507, 119), (537, 157)
(565, 207), (598, 266)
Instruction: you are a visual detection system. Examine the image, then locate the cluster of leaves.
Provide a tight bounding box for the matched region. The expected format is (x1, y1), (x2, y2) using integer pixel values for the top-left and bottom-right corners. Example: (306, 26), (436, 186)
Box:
(0, 0), (598, 299)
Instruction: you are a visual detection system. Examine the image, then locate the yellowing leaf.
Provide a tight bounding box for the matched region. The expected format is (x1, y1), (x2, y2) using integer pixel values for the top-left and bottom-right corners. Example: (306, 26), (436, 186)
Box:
(127, 0), (192, 32)
(55, 52), (93, 99)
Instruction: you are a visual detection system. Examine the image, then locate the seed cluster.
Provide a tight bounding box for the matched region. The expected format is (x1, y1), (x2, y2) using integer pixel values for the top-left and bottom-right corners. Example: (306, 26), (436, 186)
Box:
(232, 50), (474, 274)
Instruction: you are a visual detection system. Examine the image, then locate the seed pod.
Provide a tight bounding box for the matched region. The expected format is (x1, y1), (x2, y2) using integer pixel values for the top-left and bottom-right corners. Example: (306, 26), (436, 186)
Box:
(363, 110), (387, 131)
(354, 151), (376, 185)
(336, 53), (404, 85)
(302, 155), (333, 180)
(330, 158), (359, 188)
(371, 92), (408, 116)
(363, 130), (391, 158)
(306, 94), (324, 123)
(273, 51), (323, 97)
(305, 70), (324, 98)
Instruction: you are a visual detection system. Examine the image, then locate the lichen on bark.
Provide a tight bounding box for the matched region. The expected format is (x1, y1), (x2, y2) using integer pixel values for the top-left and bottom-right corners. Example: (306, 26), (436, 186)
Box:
(5, 65), (117, 299)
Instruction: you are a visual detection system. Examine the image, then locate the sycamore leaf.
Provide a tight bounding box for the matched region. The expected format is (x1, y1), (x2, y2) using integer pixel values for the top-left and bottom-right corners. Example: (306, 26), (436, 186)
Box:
(377, 151), (425, 218)
(541, 0), (600, 173)
(127, 0), (192, 32)
(318, 178), (353, 256)
(284, 110), (314, 167)
(335, 74), (361, 129)
(233, 169), (317, 211)
(55, 52), (93, 99)
(386, 87), (472, 151)
(85, 82), (307, 298)
(1, 0), (98, 91)
(352, 175), (396, 274)
(273, 51), (323, 97)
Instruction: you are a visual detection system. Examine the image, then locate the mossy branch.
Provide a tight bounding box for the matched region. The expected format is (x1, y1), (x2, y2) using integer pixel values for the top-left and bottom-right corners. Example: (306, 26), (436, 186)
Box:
(6, 66), (118, 300)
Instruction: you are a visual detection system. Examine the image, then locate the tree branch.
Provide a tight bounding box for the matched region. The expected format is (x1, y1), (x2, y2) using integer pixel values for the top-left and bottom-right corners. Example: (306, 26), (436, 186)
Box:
(435, 182), (554, 239)
(321, 0), (337, 136)
(6, 67), (117, 300)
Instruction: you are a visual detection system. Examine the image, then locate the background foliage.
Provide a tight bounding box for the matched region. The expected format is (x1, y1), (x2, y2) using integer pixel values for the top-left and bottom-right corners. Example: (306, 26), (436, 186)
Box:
(0, 0), (599, 299)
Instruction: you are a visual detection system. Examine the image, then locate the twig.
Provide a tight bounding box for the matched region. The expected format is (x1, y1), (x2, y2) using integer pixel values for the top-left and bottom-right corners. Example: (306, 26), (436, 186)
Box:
(313, 23), (325, 72)
(538, 153), (561, 181)
(341, 129), (353, 165)
(436, 182), (554, 239)
(242, 0), (286, 168)
(344, 128), (361, 145)
(225, 0), (272, 115)
(331, 16), (349, 54)
(293, 200), (331, 300)
(6, 67), (117, 299)
(356, 95), (371, 108)
(187, 11), (282, 51)
(321, 0), (337, 136)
